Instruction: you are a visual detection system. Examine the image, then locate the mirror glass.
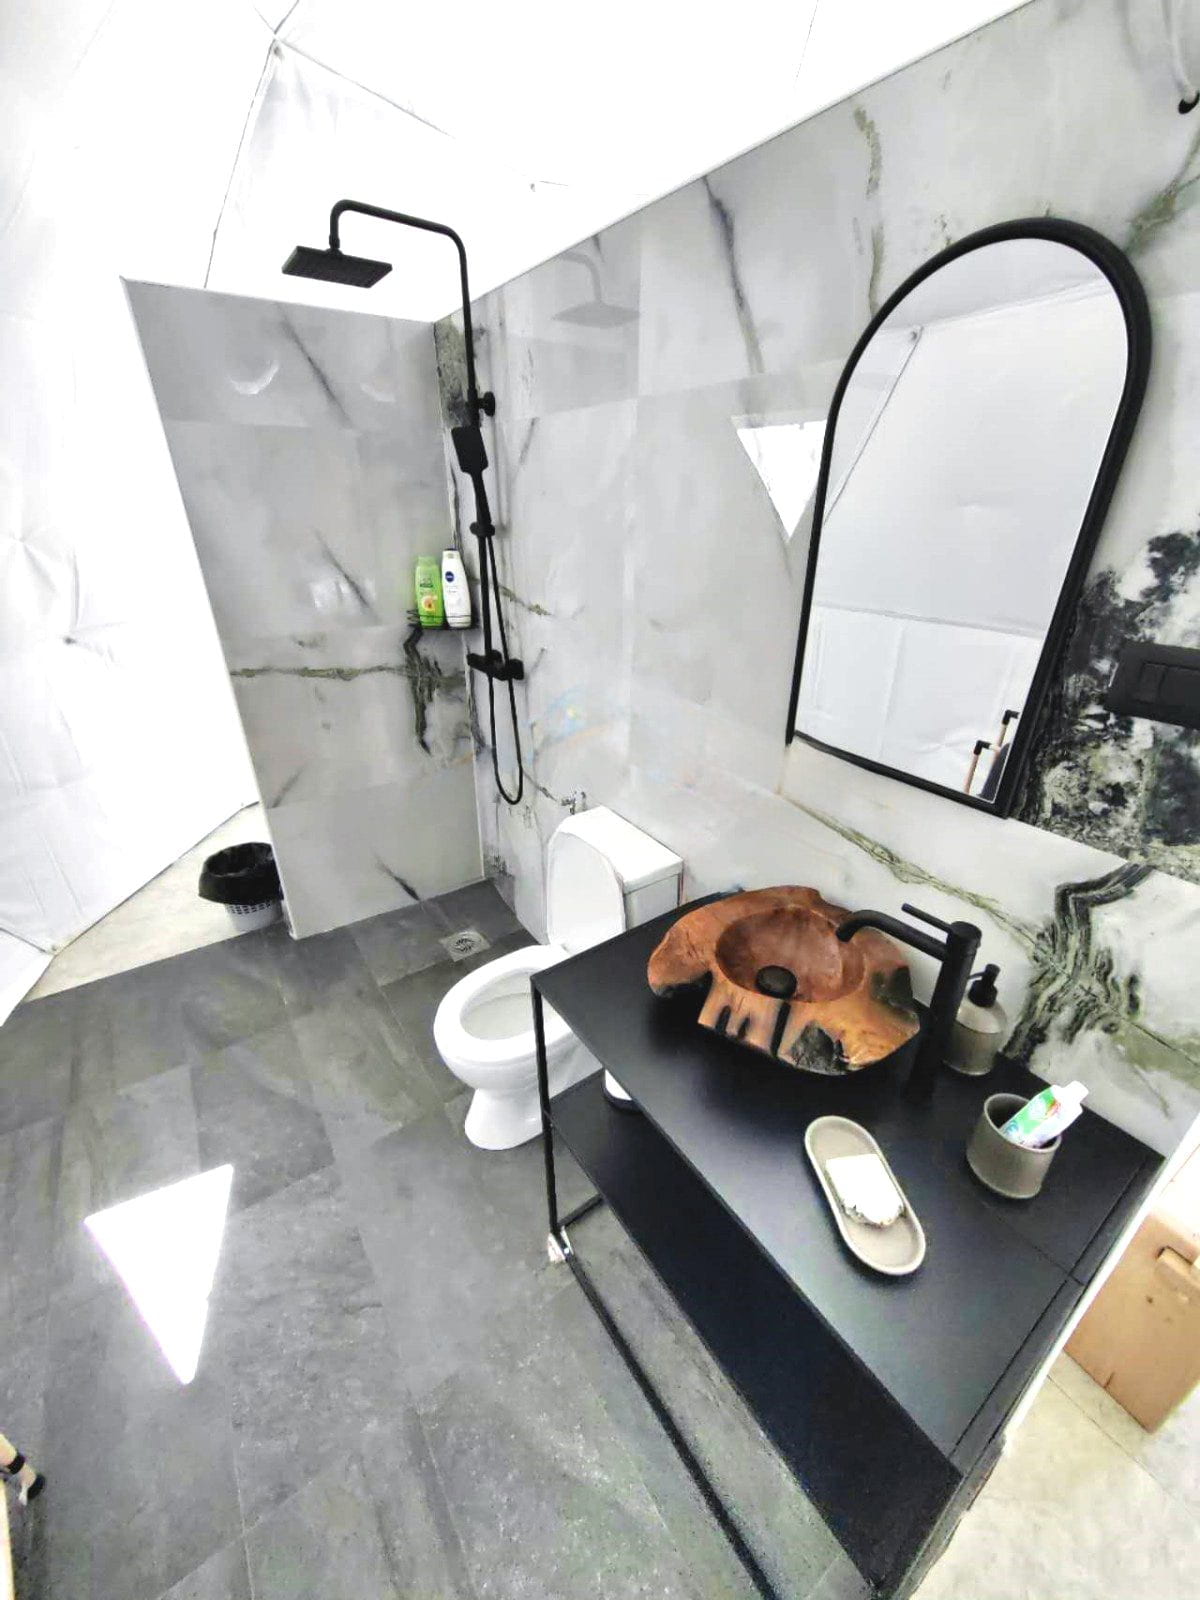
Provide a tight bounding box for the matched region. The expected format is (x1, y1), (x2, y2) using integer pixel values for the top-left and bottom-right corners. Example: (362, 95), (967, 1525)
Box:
(790, 233), (1134, 808)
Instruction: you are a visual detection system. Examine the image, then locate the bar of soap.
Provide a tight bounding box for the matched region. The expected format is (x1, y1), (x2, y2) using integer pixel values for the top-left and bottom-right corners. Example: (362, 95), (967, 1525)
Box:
(824, 1153), (905, 1227)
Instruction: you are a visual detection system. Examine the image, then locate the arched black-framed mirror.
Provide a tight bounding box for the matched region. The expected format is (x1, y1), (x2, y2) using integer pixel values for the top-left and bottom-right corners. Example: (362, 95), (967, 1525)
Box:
(785, 218), (1151, 815)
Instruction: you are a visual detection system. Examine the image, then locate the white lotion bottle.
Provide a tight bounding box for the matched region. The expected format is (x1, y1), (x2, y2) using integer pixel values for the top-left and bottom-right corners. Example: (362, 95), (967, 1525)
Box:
(949, 964), (1007, 1076)
(441, 549), (472, 629)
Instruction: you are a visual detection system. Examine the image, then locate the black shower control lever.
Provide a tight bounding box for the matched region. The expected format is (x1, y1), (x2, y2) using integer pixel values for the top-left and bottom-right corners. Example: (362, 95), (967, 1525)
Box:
(468, 650), (525, 682)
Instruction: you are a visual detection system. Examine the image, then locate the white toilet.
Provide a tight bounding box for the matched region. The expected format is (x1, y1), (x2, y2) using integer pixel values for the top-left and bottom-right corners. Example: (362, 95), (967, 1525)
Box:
(433, 807), (683, 1149)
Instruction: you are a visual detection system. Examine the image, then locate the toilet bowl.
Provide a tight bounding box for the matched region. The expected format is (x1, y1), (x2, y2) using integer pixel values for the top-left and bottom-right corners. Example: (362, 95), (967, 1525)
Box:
(433, 807), (683, 1149)
(433, 944), (581, 1149)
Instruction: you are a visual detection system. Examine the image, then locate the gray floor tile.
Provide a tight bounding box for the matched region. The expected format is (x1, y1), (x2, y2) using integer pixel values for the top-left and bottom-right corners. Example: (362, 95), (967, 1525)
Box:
(260, 925), (375, 1016)
(350, 901), (454, 987)
(245, 1427), (476, 1600)
(245, 1458), (401, 1600)
(70, 962), (181, 1099)
(209, 1164), (405, 1525)
(55, 1064), (201, 1303)
(0, 917), (879, 1600)
(427, 879), (523, 942)
(548, 1280), (761, 1599)
(193, 1019), (333, 1213)
(38, 1284), (240, 1600)
(418, 1285), (705, 1600)
(0, 1114), (61, 1322)
(0, 987), (94, 1130)
(571, 1206), (844, 1599)
(66, 934), (283, 1100)
(94, 937), (288, 1094)
(156, 1541), (252, 1600)
(342, 1103), (586, 1401)
(356, 1408), (477, 1600)
(175, 937), (290, 1057)
(293, 982), (444, 1157)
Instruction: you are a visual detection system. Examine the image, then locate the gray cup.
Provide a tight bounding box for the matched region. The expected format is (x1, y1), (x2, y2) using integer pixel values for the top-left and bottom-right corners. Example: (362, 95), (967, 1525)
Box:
(966, 1092), (1060, 1200)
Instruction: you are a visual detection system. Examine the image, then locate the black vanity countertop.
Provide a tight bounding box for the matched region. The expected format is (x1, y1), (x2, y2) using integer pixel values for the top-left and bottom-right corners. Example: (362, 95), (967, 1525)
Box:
(536, 899), (1161, 1463)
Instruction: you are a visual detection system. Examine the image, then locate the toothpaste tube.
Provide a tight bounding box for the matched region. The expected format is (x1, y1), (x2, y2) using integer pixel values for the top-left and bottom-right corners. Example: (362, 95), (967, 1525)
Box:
(1000, 1081), (1088, 1148)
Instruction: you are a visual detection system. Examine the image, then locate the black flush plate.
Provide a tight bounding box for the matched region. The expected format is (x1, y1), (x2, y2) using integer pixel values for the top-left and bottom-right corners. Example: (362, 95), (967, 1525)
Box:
(1106, 642), (1200, 730)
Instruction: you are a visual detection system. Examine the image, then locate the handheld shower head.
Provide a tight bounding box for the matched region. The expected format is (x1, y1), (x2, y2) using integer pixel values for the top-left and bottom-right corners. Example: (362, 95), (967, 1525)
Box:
(282, 244), (391, 288)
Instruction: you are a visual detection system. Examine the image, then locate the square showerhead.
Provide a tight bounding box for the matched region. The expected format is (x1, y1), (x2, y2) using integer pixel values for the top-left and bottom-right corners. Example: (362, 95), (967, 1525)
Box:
(282, 245), (392, 288)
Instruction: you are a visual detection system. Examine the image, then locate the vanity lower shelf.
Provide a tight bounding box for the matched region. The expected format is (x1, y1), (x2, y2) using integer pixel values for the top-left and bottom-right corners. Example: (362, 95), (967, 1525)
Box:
(551, 1071), (974, 1593)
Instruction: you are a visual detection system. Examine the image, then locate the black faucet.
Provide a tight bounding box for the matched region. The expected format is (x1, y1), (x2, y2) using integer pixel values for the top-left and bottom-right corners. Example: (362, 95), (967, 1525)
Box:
(836, 903), (982, 1100)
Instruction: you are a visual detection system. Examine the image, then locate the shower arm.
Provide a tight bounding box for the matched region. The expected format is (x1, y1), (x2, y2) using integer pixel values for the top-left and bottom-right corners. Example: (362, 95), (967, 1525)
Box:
(328, 201), (494, 423)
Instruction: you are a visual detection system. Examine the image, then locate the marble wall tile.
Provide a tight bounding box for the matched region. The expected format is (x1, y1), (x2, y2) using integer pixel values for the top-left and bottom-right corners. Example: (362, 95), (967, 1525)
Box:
(160, 421), (448, 642)
(266, 764), (481, 935)
(129, 282), (482, 937)
(129, 282), (438, 434)
(461, 216), (643, 426)
(440, 0), (1200, 1154)
(227, 625), (471, 807)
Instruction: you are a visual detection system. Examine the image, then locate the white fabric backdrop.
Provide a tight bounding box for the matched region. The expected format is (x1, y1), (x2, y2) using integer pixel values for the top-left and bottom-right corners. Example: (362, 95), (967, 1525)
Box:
(0, 0), (1026, 1014)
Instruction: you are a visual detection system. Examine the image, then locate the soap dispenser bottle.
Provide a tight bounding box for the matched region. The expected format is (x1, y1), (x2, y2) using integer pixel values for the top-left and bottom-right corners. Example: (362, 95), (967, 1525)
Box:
(949, 963), (1007, 1077)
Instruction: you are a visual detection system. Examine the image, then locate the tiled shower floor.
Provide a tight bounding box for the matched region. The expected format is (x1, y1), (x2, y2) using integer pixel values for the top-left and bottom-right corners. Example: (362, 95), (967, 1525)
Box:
(3, 881), (1197, 1600)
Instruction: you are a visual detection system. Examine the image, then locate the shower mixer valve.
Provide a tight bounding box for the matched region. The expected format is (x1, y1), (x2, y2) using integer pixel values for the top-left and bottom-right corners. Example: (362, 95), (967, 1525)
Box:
(468, 649), (525, 681)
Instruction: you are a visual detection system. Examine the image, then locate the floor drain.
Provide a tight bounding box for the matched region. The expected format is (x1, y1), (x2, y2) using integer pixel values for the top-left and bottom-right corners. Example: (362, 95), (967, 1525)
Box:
(440, 928), (490, 962)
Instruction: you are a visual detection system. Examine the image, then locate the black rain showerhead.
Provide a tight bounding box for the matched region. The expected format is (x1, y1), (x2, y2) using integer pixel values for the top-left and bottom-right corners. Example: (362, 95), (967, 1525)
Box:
(282, 244), (392, 288)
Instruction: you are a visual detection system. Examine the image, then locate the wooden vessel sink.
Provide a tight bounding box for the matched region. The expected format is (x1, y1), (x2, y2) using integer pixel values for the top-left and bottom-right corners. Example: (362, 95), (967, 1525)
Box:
(647, 887), (920, 1074)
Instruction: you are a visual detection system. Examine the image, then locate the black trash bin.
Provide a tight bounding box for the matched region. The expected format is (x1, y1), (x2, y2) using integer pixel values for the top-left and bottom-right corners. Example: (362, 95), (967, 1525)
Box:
(199, 842), (283, 931)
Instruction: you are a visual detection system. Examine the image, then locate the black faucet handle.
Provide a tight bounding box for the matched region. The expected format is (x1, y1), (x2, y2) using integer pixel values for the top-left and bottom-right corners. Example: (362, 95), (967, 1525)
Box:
(901, 902), (953, 935)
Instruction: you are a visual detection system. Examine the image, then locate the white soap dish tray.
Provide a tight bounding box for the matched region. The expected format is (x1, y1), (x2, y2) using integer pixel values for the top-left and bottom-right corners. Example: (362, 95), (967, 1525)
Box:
(804, 1115), (926, 1276)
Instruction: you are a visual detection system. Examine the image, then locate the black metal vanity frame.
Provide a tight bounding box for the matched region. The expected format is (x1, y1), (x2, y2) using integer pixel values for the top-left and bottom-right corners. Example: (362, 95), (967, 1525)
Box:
(784, 217), (1153, 817)
(531, 901), (1160, 1600)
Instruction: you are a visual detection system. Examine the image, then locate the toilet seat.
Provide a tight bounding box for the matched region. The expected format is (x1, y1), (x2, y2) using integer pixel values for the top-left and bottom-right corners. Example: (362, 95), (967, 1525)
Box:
(434, 943), (572, 1073)
(431, 808), (683, 1149)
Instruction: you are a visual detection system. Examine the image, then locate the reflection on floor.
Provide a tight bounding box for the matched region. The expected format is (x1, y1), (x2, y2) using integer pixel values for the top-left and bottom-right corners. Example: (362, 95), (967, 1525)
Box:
(28, 803), (270, 1001)
(1, 882), (1196, 1600)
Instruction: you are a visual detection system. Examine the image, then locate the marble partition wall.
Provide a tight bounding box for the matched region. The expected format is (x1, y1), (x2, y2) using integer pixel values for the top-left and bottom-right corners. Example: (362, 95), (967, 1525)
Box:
(440, 0), (1200, 1155)
(128, 282), (480, 936)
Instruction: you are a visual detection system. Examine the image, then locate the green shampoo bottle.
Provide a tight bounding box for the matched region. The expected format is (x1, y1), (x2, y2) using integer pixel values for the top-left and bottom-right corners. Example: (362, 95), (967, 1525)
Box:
(414, 555), (444, 627)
